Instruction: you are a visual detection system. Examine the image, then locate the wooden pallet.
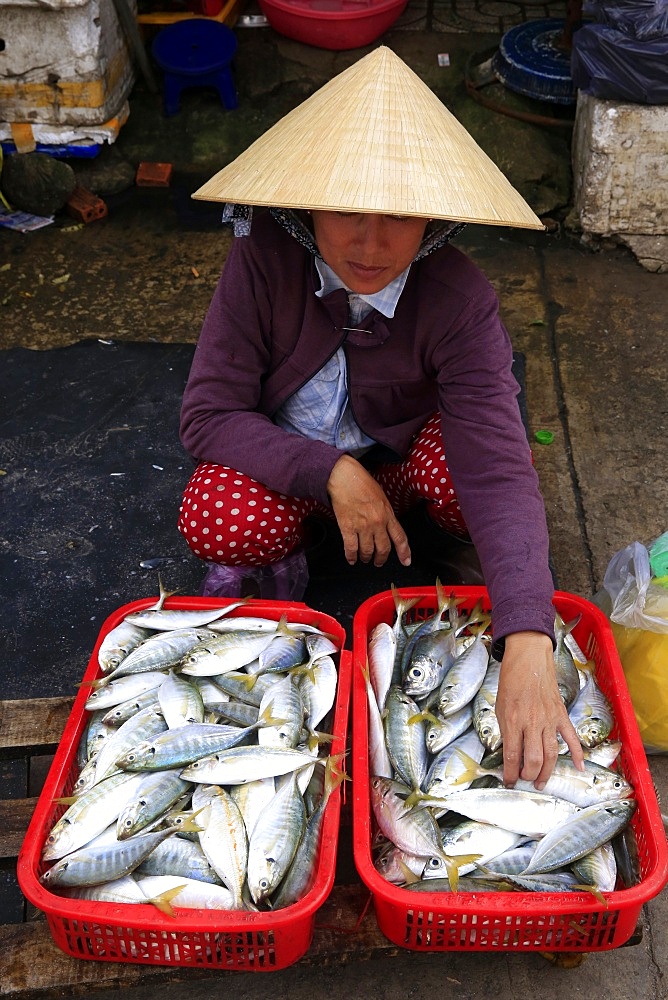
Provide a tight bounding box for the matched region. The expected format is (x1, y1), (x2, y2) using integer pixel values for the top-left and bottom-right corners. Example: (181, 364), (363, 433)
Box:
(0, 697), (397, 1000)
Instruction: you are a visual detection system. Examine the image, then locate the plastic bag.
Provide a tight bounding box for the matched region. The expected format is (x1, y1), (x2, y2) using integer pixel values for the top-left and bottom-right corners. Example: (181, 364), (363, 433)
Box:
(599, 531), (668, 752)
(572, 1), (668, 103)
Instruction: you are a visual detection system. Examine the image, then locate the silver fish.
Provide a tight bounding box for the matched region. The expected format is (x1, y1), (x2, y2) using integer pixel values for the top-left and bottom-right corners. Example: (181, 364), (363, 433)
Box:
(124, 600), (247, 631)
(368, 621), (397, 713)
(136, 874), (236, 911)
(158, 670), (205, 728)
(116, 768), (193, 839)
(247, 771), (306, 903)
(180, 745), (326, 785)
(384, 686), (428, 791)
(437, 625), (490, 717)
(568, 664), (615, 748)
(41, 827), (179, 888)
(521, 798), (637, 874)
(98, 620), (152, 674)
(472, 656), (502, 752)
(103, 628), (214, 681)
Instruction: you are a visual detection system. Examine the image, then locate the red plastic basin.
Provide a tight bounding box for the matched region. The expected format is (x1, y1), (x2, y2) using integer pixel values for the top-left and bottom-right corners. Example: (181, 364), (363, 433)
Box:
(258, 0), (408, 50)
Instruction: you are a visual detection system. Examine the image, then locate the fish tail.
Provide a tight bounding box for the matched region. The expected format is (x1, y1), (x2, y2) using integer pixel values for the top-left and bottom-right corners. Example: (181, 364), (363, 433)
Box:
(147, 883), (187, 917)
(398, 860), (420, 885)
(574, 883), (608, 907)
(256, 705), (289, 729)
(440, 853), (483, 893)
(445, 748), (484, 785)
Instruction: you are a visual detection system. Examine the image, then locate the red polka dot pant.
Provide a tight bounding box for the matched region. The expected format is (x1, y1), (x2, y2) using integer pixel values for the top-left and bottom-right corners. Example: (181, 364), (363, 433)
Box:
(178, 412), (468, 566)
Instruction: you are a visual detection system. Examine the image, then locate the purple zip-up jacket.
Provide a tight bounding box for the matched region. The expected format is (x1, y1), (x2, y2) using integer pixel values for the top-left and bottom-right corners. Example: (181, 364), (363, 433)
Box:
(180, 211), (555, 642)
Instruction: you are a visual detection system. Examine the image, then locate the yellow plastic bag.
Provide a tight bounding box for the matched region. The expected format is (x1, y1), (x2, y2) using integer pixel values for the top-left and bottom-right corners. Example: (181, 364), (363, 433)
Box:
(601, 532), (668, 752)
(610, 621), (668, 752)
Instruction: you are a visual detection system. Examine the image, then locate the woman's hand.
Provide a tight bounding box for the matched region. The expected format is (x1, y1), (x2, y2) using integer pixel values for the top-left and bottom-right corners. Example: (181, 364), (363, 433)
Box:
(495, 630), (585, 789)
(326, 454), (411, 568)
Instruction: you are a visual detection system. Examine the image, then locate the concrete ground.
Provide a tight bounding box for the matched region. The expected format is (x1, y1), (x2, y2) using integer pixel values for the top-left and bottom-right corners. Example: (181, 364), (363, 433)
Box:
(1, 0), (667, 995)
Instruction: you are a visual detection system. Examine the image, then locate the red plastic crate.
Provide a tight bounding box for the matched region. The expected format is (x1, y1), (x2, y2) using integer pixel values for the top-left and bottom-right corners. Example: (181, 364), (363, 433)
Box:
(351, 587), (668, 953)
(17, 596), (351, 971)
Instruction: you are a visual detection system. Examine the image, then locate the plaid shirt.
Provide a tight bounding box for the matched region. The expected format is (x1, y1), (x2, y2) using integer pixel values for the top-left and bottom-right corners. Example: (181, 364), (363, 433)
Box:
(273, 258), (410, 455)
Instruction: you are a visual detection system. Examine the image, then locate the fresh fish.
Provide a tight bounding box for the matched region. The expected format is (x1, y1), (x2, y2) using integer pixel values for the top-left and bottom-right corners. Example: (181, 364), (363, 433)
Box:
(390, 585), (421, 686)
(423, 729), (486, 800)
(299, 654), (338, 737)
(257, 673), (305, 750)
(368, 621), (397, 713)
(568, 663), (615, 748)
(423, 702), (473, 755)
(256, 631), (308, 676)
(135, 835), (223, 884)
(430, 786), (580, 839)
(136, 874), (236, 912)
(472, 656), (502, 752)
(480, 843), (540, 876)
(116, 706), (281, 771)
(43, 771), (144, 861)
(84, 672), (169, 712)
(158, 670), (205, 728)
(197, 787), (248, 908)
(436, 623), (490, 717)
(98, 620), (152, 674)
(521, 798), (637, 874)
(101, 687), (162, 728)
(554, 613), (584, 708)
(247, 771), (306, 903)
(370, 776), (474, 889)
(402, 625), (457, 700)
(41, 827), (180, 888)
(88, 705), (168, 786)
(432, 820), (525, 879)
(180, 745), (328, 786)
(363, 660), (393, 779)
(384, 686), (428, 791)
(180, 618), (290, 677)
(571, 841), (617, 892)
(211, 670), (283, 707)
(397, 583), (450, 683)
(230, 777), (276, 841)
(124, 599), (248, 631)
(103, 628), (214, 681)
(449, 749), (633, 807)
(272, 759), (346, 909)
(116, 768), (193, 839)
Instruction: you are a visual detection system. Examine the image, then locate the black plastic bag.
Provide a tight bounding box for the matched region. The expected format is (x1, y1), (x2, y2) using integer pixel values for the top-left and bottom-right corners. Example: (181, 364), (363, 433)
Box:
(572, 1), (668, 103)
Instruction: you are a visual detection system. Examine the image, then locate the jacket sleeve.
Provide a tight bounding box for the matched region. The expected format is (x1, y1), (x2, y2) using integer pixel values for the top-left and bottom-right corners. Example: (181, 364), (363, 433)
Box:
(431, 272), (555, 643)
(179, 237), (343, 506)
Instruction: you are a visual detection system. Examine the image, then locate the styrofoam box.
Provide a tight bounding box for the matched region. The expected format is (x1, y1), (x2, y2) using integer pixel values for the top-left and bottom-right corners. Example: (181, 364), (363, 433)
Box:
(572, 91), (668, 237)
(0, 0), (136, 126)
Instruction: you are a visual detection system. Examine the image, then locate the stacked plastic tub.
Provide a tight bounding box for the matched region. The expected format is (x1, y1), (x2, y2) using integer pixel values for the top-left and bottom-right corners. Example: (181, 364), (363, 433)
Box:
(0, 0), (137, 154)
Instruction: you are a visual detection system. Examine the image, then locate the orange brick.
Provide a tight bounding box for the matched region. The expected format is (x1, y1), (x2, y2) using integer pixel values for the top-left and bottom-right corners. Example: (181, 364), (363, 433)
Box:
(66, 186), (108, 224)
(136, 162), (173, 187)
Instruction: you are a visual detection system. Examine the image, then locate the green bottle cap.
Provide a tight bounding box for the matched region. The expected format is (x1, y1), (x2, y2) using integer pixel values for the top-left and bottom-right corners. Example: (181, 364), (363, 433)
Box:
(534, 430), (554, 445)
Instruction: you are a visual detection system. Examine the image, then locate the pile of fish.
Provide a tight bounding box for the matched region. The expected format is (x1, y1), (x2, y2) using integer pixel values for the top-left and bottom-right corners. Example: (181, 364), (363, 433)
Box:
(365, 584), (639, 897)
(40, 588), (344, 916)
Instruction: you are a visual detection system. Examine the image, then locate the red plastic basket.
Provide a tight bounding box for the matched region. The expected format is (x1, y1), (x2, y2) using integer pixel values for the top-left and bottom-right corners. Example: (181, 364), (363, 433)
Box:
(351, 587), (668, 953)
(18, 596), (351, 971)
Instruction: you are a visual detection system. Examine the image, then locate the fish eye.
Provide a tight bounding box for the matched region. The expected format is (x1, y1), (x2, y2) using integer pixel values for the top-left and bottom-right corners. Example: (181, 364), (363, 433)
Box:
(409, 667), (422, 678)
(427, 857), (442, 870)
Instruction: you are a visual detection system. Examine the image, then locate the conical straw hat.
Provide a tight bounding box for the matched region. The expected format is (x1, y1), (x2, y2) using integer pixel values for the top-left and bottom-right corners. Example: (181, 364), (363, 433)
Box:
(193, 46), (543, 230)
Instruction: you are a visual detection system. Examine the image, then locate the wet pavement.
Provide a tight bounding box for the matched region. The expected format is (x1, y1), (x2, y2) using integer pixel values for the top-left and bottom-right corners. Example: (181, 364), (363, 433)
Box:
(1, 2), (667, 996)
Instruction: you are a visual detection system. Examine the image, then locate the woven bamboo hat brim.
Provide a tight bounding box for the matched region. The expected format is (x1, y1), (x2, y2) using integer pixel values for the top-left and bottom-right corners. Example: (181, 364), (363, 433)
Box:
(193, 46), (543, 230)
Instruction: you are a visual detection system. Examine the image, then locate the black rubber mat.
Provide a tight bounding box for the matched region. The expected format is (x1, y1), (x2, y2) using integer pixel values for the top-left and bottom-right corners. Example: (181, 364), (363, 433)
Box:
(0, 340), (529, 699)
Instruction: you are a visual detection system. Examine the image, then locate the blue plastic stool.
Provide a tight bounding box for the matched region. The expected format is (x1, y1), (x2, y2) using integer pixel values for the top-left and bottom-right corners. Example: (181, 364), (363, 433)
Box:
(152, 19), (238, 117)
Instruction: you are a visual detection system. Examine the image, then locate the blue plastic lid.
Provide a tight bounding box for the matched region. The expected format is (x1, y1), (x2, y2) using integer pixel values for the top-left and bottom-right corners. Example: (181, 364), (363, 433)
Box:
(492, 18), (576, 105)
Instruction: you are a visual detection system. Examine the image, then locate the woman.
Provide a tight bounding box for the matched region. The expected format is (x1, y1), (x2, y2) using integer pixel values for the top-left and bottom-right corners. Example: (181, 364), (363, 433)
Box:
(178, 47), (584, 787)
